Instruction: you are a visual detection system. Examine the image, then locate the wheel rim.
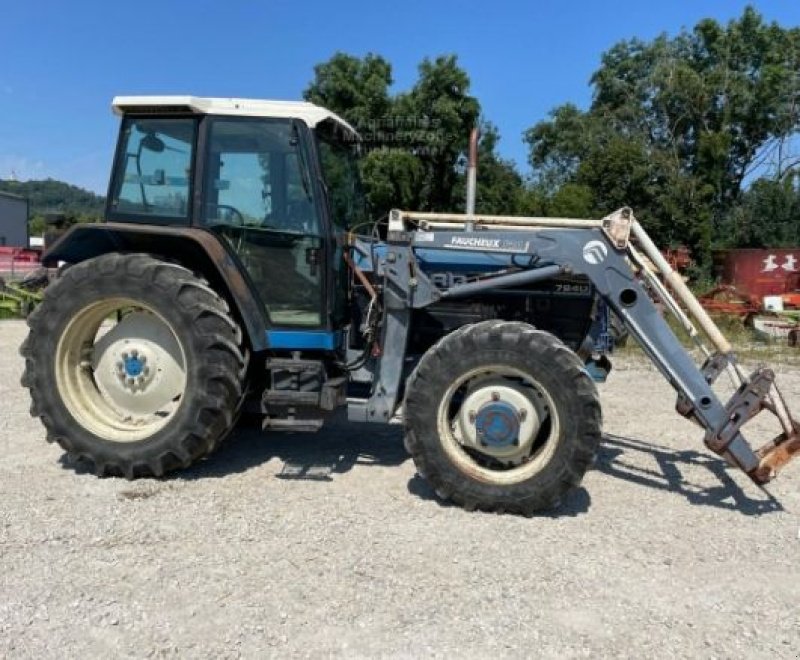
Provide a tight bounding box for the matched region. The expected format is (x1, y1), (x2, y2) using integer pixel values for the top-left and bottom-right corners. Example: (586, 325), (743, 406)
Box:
(436, 365), (561, 485)
(54, 298), (187, 443)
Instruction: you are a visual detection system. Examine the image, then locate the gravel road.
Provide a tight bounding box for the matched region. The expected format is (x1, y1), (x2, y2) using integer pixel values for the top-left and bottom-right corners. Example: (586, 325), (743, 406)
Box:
(1, 319), (799, 658)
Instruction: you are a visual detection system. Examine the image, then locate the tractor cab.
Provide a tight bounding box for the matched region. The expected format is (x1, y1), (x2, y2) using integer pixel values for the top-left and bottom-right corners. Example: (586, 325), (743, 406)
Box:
(105, 96), (364, 347)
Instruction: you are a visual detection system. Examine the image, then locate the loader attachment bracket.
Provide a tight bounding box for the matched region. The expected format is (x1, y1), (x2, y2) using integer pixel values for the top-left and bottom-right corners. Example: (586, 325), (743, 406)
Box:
(706, 368), (774, 454)
(601, 207), (633, 249)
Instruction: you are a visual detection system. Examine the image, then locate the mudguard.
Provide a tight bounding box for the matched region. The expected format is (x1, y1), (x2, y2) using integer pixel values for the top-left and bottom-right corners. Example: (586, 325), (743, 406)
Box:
(43, 223), (268, 351)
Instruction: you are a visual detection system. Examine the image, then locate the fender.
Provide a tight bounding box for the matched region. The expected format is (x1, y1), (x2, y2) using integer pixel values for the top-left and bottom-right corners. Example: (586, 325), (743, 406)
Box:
(43, 223), (268, 351)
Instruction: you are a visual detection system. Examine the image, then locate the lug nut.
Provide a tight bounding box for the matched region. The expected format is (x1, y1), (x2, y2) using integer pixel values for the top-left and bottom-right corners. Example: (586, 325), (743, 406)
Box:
(491, 392), (500, 401)
(468, 411), (476, 423)
(519, 410), (527, 422)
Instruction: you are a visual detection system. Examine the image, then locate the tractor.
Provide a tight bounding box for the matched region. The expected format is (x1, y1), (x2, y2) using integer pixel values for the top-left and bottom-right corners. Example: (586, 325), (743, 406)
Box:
(20, 96), (800, 515)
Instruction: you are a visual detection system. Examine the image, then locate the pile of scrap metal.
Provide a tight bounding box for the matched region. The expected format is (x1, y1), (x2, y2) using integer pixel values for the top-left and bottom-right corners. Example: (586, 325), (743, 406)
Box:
(0, 269), (49, 319)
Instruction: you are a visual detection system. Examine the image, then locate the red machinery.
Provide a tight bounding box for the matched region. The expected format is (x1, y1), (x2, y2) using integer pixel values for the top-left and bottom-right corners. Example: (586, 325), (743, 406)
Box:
(0, 247), (41, 280)
(782, 273), (800, 309)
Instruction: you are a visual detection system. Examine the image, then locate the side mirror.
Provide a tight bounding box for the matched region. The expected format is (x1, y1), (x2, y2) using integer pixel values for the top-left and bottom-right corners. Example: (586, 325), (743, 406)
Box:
(141, 133), (165, 153)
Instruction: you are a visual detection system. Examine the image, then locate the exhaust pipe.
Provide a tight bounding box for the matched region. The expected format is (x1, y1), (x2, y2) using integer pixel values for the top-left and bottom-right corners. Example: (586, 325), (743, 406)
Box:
(465, 127), (479, 219)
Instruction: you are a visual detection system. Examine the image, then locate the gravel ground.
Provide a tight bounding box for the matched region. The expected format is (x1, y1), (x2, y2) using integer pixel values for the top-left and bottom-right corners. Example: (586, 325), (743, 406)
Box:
(1, 318), (799, 659)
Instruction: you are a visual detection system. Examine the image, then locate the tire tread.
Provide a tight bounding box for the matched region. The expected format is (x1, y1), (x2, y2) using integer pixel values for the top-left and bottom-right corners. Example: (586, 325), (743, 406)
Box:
(20, 252), (247, 479)
(404, 320), (602, 515)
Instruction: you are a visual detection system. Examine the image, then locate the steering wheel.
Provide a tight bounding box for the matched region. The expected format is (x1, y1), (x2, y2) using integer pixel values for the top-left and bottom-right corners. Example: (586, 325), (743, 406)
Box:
(208, 204), (245, 226)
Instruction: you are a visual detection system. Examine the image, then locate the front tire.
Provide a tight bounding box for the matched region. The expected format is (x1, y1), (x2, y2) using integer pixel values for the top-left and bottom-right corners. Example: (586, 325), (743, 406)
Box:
(404, 320), (601, 515)
(21, 253), (246, 478)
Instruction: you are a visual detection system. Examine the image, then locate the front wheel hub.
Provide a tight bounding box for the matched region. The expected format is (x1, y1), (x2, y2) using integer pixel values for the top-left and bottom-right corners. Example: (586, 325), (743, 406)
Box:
(475, 400), (521, 448)
(455, 379), (543, 463)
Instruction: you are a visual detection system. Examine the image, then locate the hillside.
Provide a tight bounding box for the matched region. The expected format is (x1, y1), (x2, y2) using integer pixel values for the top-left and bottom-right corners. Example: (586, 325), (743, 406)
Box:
(0, 179), (105, 220)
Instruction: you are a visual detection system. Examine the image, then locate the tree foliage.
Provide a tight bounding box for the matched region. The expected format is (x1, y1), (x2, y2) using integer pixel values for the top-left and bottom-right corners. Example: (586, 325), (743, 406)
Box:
(525, 6), (800, 263)
(723, 175), (800, 247)
(305, 52), (508, 219)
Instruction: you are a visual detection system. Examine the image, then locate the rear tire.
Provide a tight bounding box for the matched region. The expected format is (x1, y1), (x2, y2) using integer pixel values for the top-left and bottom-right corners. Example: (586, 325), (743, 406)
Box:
(404, 320), (601, 515)
(20, 253), (247, 478)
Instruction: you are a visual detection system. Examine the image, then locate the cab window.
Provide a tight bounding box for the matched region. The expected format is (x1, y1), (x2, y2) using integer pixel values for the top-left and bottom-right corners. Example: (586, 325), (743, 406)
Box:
(203, 118), (319, 234)
(316, 120), (367, 230)
(109, 117), (196, 222)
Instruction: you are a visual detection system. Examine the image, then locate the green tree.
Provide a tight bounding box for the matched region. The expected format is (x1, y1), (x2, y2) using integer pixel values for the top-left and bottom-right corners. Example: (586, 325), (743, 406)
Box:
(305, 53), (514, 220)
(396, 55), (480, 211)
(525, 6), (800, 263)
(0, 178), (105, 218)
(723, 175), (800, 247)
(304, 52), (394, 135)
(360, 150), (425, 214)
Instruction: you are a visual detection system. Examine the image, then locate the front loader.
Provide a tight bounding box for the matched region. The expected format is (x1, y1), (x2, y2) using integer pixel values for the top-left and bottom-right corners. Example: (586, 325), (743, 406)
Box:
(21, 96), (799, 515)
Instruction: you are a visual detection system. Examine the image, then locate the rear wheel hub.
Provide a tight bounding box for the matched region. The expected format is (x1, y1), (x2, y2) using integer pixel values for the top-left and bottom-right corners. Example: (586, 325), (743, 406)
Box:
(55, 301), (187, 443)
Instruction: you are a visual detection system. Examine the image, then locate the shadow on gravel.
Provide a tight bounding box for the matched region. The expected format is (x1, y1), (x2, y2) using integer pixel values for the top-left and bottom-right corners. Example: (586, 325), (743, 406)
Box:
(60, 419), (777, 516)
(160, 411), (594, 516)
(596, 434), (783, 515)
(173, 411), (408, 481)
(407, 474), (592, 517)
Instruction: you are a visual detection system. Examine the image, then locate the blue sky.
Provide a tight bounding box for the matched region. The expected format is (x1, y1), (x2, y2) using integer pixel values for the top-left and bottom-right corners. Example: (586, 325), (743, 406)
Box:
(1, 1), (798, 194)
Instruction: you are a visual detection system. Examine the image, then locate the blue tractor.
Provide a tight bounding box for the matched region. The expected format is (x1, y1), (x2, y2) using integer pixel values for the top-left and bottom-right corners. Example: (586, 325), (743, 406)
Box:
(21, 96), (799, 515)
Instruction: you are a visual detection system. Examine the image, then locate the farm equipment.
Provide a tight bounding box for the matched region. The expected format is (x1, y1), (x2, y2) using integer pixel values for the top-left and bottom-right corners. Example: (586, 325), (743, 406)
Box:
(698, 284), (761, 318)
(696, 283), (800, 346)
(20, 96), (800, 514)
(749, 311), (800, 345)
(758, 274), (800, 345)
(0, 276), (43, 318)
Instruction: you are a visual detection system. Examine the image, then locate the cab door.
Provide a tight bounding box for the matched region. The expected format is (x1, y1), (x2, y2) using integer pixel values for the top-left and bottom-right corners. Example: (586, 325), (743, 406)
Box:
(201, 117), (326, 329)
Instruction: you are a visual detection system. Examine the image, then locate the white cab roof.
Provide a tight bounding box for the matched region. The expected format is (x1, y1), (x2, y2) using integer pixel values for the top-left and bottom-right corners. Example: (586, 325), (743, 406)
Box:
(112, 95), (358, 137)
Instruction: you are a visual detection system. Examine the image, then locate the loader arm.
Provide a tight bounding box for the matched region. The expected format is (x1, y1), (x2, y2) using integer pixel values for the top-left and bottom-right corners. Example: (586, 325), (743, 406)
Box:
(360, 207), (799, 485)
